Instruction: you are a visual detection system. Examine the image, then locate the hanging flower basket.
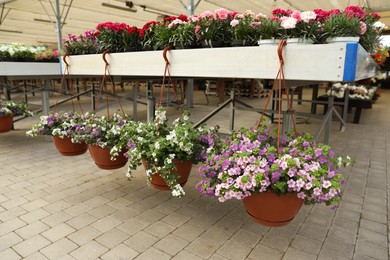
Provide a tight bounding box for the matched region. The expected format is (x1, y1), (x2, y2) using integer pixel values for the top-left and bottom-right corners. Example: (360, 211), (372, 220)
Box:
(52, 136), (88, 156)
(142, 159), (192, 190)
(242, 190), (303, 227)
(0, 115), (13, 133)
(88, 144), (127, 170)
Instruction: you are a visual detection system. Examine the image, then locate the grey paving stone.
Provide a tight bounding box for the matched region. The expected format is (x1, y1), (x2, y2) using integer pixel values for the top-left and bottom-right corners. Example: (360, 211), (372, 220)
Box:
(261, 233), (291, 252)
(298, 223), (328, 241)
(12, 234), (51, 258)
(41, 223), (76, 242)
(154, 234), (189, 256)
(143, 221), (176, 239)
(355, 239), (388, 259)
(94, 228), (129, 249)
(327, 226), (357, 244)
(282, 247), (317, 260)
(317, 249), (350, 260)
(172, 223), (206, 242)
(229, 229), (262, 248)
(358, 228), (387, 248)
(0, 232), (23, 252)
(117, 218), (150, 236)
(361, 210), (387, 224)
(186, 237), (222, 259)
(200, 226), (234, 246)
(0, 218), (26, 236)
(67, 226), (102, 246)
(0, 248), (22, 260)
(216, 240), (252, 260)
(70, 240), (108, 260)
(322, 238), (355, 258)
(124, 231), (159, 253)
(332, 216), (359, 232)
(40, 238), (78, 259)
(90, 215), (122, 233)
(291, 234), (323, 255)
(66, 213), (98, 230)
(248, 244), (283, 260)
(134, 247), (171, 260)
(100, 244), (139, 260)
(172, 250), (204, 260)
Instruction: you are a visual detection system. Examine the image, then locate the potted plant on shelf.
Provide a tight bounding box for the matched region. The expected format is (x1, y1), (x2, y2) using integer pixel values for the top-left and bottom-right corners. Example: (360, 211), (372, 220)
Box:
(122, 107), (219, 197)
(230, 10), (259, 46)
(95, 22), (143, 52)
(0, 48), (11, 61)
(359, 11), (385, 53)
(62, 30), (99, 55)
(26, 111), (89, 156)
(255, 14), (282, 44)
(274, 9), (319, 44)
(168, 15), (200, 49)
(195, 8), (236, 48)
(323, 6), (365, 43)
(78, 113), (131, 169)
(152, 17), (175, 50)
(1, 99), (33, 133)
(140, 21), (159, 51)
(196, 125), (353, 227)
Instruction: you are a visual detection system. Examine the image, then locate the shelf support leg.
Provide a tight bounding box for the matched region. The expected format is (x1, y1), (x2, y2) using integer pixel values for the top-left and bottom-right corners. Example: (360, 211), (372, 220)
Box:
(229, 85), (235, 133)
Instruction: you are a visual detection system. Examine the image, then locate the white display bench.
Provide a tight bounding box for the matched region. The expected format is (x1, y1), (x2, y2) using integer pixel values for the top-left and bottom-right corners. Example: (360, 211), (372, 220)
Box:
(60, 42), (377, 143)
(0, 62), (82, 118)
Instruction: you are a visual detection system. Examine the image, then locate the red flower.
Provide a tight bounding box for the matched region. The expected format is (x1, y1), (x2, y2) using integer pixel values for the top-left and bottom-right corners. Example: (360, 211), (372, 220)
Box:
(177, 14), (188, 22)
(313, 9), (331, 21)
(142, 21), (158, 30)
(164, 16), (177, 22)
(127, 26), (136, 34)
(370, 13), (381, 20)
(272, 8), (292, 17)
(345, 5), (365, 19)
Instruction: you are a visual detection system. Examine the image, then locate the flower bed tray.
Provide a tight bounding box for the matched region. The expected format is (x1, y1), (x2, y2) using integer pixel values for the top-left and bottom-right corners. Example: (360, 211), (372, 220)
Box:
(61, 42), (377, 82)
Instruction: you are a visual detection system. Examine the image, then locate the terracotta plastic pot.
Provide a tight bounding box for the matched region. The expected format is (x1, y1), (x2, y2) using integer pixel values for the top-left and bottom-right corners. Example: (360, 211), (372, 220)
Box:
(242, 190), (303, 227)
(142, 159), (192, 190)
(0, 115), (13, 133)
(52, 136), (88, 156)
(88, 144), (127, 170)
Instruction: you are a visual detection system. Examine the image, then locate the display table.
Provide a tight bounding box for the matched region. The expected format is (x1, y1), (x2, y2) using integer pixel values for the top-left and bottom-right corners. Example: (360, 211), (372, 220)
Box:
(0, 62), (65, 118)
(62, 43), (376, 82)
(59, 42), (378, 143)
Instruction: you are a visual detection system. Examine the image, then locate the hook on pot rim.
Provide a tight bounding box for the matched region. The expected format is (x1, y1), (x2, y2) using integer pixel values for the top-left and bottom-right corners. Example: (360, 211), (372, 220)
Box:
(102, 50), (111, 66)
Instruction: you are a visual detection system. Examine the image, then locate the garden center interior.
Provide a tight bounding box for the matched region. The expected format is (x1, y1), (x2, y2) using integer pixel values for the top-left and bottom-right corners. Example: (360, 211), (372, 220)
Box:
(1, 0), (390, 259)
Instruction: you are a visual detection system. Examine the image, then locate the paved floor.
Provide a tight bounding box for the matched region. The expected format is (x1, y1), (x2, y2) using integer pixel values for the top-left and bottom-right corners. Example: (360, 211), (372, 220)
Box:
(0, 87), (389, 259)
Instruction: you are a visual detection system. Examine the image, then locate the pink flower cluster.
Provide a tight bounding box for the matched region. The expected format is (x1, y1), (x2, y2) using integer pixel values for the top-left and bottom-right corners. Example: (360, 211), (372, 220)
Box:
(197, 127), (353, 207)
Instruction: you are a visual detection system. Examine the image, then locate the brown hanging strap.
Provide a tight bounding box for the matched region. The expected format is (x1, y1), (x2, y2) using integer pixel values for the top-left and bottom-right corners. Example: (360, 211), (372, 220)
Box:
(256, 39), (297, 151)
(94, 50), (126, 118)
(158, 46), (184, 113)
(54, 54), (84, 113)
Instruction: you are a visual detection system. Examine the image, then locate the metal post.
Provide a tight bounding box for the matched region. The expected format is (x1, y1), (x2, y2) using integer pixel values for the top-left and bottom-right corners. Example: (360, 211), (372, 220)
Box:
(186, 0), (195, 108)
(55, 0), (62, 50)
(146, 81), (155, 122)
(185, 80), (194, 108)
(324, 95), (333, 144)
(91, 81), (96, 111)
(42, 80), (51, 115)
(132, 81), (138, 121)
(229, 86), (235, 133)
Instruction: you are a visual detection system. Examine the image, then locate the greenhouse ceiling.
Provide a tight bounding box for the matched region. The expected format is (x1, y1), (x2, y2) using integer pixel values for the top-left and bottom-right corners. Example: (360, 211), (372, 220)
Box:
(0, 0), (389, 48)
